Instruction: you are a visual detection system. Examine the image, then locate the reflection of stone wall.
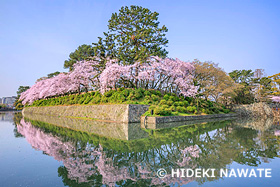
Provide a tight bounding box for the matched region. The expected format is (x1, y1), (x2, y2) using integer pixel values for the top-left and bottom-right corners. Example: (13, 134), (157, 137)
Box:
(141, 113), (237, 125)
(17, 119), (197, 186)
(232, 117), (274, 131)
(142, 116), (237, 129)
(23, 104), (149, 123)
(233, 103), (273, 117)
(23, 113), (149, 140)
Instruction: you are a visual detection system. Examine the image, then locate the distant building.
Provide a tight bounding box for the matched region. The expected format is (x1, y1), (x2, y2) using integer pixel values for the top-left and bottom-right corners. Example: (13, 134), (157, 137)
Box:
(0, 96), (16, 108)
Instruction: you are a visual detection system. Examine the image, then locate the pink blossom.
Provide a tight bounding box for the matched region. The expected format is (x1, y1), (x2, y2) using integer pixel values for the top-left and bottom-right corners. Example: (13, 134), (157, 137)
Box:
(20, 60), (99, 105)
(20, 56), (197, 105)
(275, 130), (280, 136)
(271, 96), (280, 103)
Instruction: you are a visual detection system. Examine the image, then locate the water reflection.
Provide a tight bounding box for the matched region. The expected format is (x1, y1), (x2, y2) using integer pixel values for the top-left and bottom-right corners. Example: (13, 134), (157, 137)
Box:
(23, 112), (149, 140)
(0, 111), (15, 122)
(13, 113), (280, 186)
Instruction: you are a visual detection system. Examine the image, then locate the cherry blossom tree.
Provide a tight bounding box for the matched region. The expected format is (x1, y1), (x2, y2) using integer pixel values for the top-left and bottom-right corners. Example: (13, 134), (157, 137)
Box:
(99, 57), (198, 97)
(20, 60), (99, 105)
(20, 56), (197, 105)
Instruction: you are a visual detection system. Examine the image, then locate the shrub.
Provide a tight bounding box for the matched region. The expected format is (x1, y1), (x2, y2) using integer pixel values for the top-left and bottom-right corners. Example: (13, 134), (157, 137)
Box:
(162, 104), (169, 109)
(177, 106), (187, 113)
(154, 106), (171, 116)
(144, 90), (151, 96)
(134, 89), (144, 99)
(156, 90), (162, 97)
(163, 94), (169, 100)
(169, 96), (175, 102)
(159, 100), (167, 105)
(109, 92), (126, 103)
(122, 89), (130, 97)
(78, 97), (85, 104)
(127, 92), (136, 100)
(154, 106), (163, 115)
(223, 109), (230, 114)
(183, 101), (189, 107)
(207, 100), (213, 107)
(83, 96), (92, 104)
(151, 94), (159, 101)
(164, 108), (172, 116)
(187, 106), (196, 113)
(178, 101), (185, 106)
(173, 111), (179, 116)
(100, 97), (108, 103)
(104, 90), (115, 97)
(167, 100), (173, 106)
(169, 105), (176, 112)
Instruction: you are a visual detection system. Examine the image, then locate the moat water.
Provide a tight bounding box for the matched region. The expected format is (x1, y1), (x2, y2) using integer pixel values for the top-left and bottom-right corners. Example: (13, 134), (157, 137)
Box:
(1, 112), (280, 186)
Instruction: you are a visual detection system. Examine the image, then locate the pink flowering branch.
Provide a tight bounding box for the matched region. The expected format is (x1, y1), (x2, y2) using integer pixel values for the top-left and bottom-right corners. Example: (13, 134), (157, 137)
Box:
(271, 96), (280, 103)
(20, 56), (197, 105)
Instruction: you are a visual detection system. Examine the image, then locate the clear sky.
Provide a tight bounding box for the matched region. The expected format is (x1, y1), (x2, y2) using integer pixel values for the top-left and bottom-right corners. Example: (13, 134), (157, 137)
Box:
(0, 0), (280, 97)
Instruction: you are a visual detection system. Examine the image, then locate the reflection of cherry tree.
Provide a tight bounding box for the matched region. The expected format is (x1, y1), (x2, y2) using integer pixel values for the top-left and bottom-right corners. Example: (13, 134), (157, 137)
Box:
(16, 117), (280, 186)
(275, 130), (280, 136)
(177, 145), (200, 167)
(17, 119), (200, 186)
(18, 119), (98, 182)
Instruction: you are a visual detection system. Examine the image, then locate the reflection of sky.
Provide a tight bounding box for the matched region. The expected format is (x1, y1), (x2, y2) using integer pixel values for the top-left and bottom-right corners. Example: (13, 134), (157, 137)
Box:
(0, 112), (14, 122)
(0, 117), (65, 186)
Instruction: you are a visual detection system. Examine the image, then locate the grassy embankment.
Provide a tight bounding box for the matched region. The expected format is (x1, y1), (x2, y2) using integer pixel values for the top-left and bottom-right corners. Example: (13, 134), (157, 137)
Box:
(28, 88), (230, 116)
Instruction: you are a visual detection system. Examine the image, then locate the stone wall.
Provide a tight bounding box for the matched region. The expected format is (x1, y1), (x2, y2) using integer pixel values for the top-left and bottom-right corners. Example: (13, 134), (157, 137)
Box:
(23, 104), (149, 123)
(232, 102), (273, 118)
(141, 113), (237, 126)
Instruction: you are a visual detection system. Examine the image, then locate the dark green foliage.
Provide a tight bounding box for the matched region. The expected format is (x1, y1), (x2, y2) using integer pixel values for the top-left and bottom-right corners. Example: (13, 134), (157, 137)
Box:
(14, 86), (30, 110)
(166, 100), (173, 106)
(229, 69), (257, 104)
(144, 90), (151, 96)
(177, 106), (187, 113)
(104, 90), (115, 97)
(151, 94), (159, 102)
(47, 71), (60, 78)
(93, 5), (168, 65)
(64, 44), (95, 70)
(159, 100), (167, 105)
(223, 109), (230, 114)
(28, 88), (228, 116)
(154, 105), (172, 116)
(187, 106), (196, 113)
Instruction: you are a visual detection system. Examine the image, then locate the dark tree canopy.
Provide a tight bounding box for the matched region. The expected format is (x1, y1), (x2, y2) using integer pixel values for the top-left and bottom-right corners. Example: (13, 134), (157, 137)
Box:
(229, 70), (256, 104)
(16, 86), (30, 96)
(64, 44), (95, 70)
(229, 70), (255, 85)
(47, 71), (60, 78)
(93, 5), (168, 65)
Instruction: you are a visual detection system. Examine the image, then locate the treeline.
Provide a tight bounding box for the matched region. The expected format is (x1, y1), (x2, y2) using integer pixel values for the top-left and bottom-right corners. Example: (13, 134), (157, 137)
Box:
(193, 60), (279, 106)
(0, 104), (7, 109)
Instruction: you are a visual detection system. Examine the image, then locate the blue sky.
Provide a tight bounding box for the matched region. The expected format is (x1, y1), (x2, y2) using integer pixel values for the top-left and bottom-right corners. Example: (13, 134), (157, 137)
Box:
(0, 0), (280, 97)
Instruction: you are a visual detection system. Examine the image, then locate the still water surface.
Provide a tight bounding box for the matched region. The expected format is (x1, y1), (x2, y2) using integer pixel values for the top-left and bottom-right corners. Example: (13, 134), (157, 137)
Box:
(1, 112), (280, 186)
